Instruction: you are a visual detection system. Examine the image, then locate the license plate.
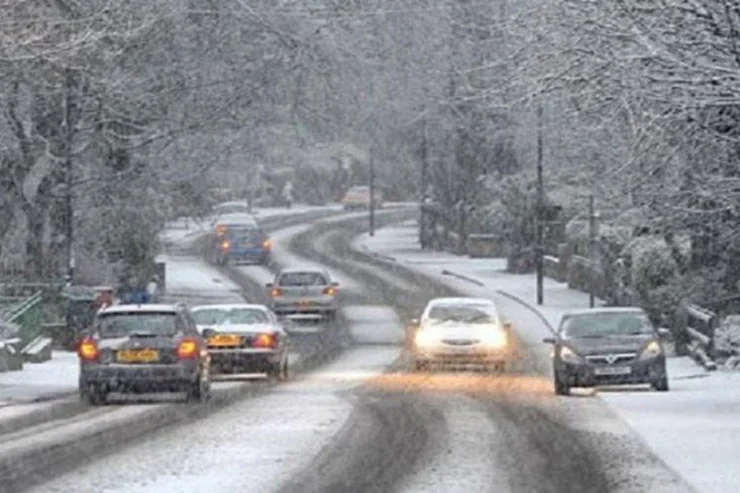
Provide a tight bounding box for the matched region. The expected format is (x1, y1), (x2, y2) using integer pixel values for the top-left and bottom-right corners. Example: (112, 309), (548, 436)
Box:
(208, 334), (242, 347)
(594, 366), (631, 376)
(299, 300), (311, 307)
(117, 349), (159, 363)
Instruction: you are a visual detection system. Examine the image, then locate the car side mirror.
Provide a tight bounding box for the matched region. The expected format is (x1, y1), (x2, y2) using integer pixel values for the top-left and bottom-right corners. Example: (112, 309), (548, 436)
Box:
(503, 322), (512, 331)
(542, 337), (556, 344)
(202, 328), (216, 338)
(265, 282), (273, 288)
(408, 318), (420, 330)
(657, 327), (671, 339)
(331, 281), (339, 287)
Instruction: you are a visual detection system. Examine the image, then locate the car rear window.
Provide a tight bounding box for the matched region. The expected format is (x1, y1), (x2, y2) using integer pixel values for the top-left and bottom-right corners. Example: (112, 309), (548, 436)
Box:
(561, 312), (653, 338)
(221, 308), (269, 325)
(95, 312), (177, 337)
(215, 204), (249, 215)
(427, 304), (497, 324)
(278, 272), (329, 286)
(231, 228), (263, 242)
(192, 309), (229, 326)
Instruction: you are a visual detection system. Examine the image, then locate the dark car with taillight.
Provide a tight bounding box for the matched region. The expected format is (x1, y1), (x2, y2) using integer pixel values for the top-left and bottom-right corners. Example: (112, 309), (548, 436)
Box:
(266, 267), (339, 319)
(543, 307), (671, 395)
(211, 223), (271, 266)
(200, 304), (289, 380)
(77, 303), (210, 405)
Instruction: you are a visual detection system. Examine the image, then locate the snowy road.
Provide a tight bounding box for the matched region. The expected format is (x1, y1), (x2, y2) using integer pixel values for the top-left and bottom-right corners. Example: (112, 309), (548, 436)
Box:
(18, 211), (700, 493)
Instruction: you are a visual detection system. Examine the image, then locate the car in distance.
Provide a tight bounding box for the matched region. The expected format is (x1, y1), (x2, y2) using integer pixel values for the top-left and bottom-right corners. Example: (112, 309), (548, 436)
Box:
(266, 267), (339, 320)
(542, 307), (670, 395)
(341, 185), (383, 211)
(210, 223), (271, 265)
(409, 297), (512, 372)
(77, 303), (210, 405)
(199, 304), (290, 380)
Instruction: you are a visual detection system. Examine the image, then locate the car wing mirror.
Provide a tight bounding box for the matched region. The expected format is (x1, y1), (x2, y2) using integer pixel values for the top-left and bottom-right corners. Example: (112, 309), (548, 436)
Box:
(265, 282), (273, 288)
(542, 336), (556, 344)
(331, 281), (339, 287)
(202, 328), (216, 338)
(503, 321), (513, 331)
(657, 327), (671, 339)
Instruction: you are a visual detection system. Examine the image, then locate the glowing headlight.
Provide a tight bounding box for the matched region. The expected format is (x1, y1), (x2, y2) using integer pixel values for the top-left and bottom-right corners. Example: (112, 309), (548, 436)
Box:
(639, 341), (662, 360)
(559, 346), (582, 364)
(414, 330), (437, 347)
(479, 329), (507, 348)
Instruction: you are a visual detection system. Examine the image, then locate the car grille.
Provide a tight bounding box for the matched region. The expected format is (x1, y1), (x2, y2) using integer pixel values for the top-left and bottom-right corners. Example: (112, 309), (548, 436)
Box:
(442, 339), (477, 346)
(585, 353), (637, 365)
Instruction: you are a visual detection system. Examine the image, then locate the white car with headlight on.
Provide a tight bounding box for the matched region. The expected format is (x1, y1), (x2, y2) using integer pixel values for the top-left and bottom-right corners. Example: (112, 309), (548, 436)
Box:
(409, 297), (512, 372)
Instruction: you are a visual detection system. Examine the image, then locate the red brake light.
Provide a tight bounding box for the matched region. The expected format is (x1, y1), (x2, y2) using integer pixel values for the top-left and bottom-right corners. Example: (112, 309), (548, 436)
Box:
(215, 225), (227, 235)
(270, 287), (282, 297)
(252, 333), (276, 348)
(323, 286), (336, 296)
(177, 337), (200, 359)
(78, 337), (99, 362)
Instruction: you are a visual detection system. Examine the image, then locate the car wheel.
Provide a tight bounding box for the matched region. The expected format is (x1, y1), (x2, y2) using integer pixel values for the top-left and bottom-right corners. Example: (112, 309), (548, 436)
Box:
(81, 384), (107, 406)
(554, 372), (571, 396)
(651, 374), (669, 392)
(187, 372), (210, 403)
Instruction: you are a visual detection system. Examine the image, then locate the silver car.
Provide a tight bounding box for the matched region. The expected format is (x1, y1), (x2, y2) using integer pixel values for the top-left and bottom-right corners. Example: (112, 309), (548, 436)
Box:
(409, 297), (513, 372)
(266, 267), (340, 319)
(77, 304), (211, 405)
(199, 304), (290, 380)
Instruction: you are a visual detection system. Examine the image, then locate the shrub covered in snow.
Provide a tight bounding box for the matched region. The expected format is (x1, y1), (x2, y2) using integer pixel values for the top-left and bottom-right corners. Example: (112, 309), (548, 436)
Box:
(716, 316), (740, 357)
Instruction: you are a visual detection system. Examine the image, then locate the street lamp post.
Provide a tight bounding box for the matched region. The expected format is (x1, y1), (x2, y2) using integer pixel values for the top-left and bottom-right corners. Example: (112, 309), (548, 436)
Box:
(535, 102), (544, 305)
(369, 145), (376, 237)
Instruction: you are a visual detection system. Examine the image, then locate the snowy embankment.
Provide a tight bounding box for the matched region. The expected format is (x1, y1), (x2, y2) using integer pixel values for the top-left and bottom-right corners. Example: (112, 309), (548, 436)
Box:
(353, 219), (740, 493)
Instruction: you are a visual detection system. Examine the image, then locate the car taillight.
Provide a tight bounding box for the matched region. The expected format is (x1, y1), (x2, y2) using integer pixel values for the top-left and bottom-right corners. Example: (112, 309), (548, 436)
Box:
(270, 287), (282, 297)
(78, 337), (99, 362)
(177, 338), (200, 359)
(323, 286), (336, 296)
(262, 239), (272, 250)
(252, 333), (276, 348)
(220, 240), (231, 250)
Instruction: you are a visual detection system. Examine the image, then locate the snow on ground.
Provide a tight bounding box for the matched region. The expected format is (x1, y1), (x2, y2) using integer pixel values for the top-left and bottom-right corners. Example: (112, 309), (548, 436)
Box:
(342, 305), (404, 345)
(354, 219), (740, 493)
(28, 344), (401, 493)
(0, 351), (79, 405)
(157, 254), (243, 302)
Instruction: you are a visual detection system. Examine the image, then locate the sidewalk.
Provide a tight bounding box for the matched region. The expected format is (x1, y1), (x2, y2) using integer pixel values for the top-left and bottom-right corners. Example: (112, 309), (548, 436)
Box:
(353, 219), (740, 493)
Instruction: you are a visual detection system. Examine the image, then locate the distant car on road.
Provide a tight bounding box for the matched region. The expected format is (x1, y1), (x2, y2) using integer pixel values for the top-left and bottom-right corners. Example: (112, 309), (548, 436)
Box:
(212, 201), (251, 217)
(210, 223), (271, 266)
(409, 297), (512, 372)
(77, 303), (210, 405)
(341, 185), (383, 211)
(266, 267), (340, 320)
(542, 307), (670, 395)
(199, 304), (290, 380)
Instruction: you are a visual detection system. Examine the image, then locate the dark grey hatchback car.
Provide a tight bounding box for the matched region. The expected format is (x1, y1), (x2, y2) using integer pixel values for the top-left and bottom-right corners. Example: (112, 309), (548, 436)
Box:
(543, 307), (670, 395)
(78, 303), (211, 405)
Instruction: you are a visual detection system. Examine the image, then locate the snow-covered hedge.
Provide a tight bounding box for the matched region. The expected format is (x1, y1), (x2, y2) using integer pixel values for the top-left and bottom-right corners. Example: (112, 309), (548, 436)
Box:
(716, 316), (740, 368)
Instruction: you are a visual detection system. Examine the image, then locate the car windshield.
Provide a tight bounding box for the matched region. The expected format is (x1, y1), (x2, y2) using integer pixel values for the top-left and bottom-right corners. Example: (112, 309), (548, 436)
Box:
(278, 272), (329, 286)
(427, 304), (497, 324)
(230, 228), (263, 242)
(561, 312), (654, 338)
(96, 312), (177, 337)
(220, 308), (269, 325)
(192, 309), (229, 326)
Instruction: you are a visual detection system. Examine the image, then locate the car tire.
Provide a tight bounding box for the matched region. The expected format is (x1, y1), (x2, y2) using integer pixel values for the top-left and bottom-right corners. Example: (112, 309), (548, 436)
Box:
(187, 372), (210, 403)
(651, 374), (669, 392)
(81, 384), (107, 406)
(413, 359), (428, 372)
(554, 372), (571, 396)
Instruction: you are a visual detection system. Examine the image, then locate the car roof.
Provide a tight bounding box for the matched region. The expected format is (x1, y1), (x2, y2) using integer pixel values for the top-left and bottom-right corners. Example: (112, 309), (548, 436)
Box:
(191, 304), (268, 312)
(99, 304), (180, 314)
(562, 307), (647, 317)
(278, 265), (330, 275)
(427, 297), (495, 307)
(215, 213), (258, 224)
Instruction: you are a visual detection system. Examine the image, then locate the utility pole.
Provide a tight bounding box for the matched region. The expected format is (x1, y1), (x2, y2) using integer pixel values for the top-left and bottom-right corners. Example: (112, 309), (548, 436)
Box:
(419, 117), (428, 247)
(588, 194), (597, 308)
(369, 145), (376, 237)
(62, 68), (75, 285)
(535, 102), (544, 305)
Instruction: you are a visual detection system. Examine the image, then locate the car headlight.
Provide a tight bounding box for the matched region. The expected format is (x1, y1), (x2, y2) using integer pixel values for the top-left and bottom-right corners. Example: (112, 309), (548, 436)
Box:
(639, 341), (662, 360)
(559, 346), (582, 364)
(414, 330), (437, 347)
(479, 329), (507, 348)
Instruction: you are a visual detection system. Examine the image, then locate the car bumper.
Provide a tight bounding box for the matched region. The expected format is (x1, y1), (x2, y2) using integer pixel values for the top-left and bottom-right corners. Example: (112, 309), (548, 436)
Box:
(79, 363), (199, 392)
(271, 299), (337, 314)
(414, 346), (509, 367)
(208, 348), (282, 374)
(556, 358), (666, 387)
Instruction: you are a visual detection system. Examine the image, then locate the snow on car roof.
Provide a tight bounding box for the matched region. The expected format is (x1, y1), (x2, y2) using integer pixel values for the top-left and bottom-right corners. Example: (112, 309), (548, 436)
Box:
(427, 297), (494, 306)
(100, 304), (180, 314)
(563, 306), (646, 317)
(191, 303), (268, 312)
